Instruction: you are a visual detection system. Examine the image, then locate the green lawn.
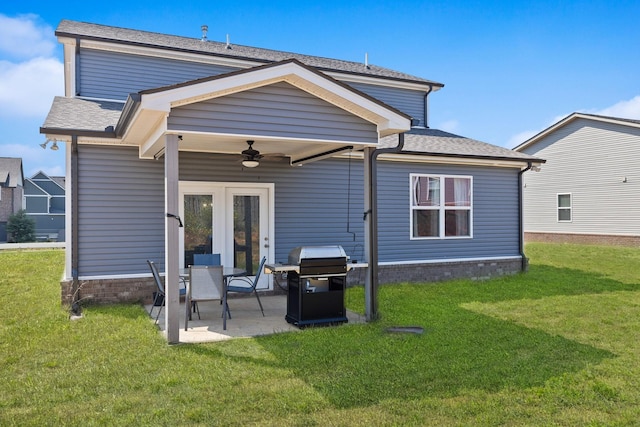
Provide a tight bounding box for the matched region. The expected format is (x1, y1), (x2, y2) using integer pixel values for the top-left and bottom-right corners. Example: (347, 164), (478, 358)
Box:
(1, 243), (640, 426)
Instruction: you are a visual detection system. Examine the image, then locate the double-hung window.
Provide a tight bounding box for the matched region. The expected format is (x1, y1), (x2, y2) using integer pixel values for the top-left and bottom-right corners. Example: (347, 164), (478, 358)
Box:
(557, 193), (572, 222)
(410, 174), (472, 239)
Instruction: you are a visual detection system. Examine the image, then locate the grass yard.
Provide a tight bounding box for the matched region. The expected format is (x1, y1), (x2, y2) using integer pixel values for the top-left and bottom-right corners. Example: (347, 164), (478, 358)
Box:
(1, 243), (640, 425)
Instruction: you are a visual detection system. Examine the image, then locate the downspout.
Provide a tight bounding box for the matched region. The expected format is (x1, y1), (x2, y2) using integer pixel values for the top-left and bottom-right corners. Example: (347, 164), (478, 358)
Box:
(75, 38), (80, 96)
(518, 162), (532, 271)
(71, 135), (80, 307)
(423, 85), (433, 128)
(365, 132), (405, 321)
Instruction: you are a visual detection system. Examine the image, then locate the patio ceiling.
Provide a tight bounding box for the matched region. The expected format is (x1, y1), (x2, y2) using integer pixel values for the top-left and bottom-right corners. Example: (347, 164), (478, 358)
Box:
(119, 59), (411, 163)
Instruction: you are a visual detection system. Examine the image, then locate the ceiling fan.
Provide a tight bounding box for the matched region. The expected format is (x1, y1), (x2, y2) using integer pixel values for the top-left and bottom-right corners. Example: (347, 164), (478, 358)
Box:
(241, 140), (263, 168)
(239, 140), (288, 168)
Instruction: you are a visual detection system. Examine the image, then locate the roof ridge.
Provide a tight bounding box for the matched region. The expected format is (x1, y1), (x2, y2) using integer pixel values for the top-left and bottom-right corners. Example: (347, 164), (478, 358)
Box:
(56, 20), (443, 88)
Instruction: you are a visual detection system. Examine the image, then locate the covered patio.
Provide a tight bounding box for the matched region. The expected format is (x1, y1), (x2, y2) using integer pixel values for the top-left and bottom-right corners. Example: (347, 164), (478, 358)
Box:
(147, 294), (366, 343)
(44, 58), (411, 344)
(132, 59), (410, 343)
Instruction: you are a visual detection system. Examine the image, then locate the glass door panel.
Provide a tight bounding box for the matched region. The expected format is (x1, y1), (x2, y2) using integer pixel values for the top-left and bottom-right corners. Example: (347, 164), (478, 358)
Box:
(183, 194), (213, 267)
(226, 187), (270, 289)
(180, 182), (272, 289)
(233, 195), (260, 274)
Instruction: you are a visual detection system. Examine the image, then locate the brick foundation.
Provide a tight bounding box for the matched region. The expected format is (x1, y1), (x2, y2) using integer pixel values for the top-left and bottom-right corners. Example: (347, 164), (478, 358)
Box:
(525, 232), (640, 247)
(62, 257), (523, 305)
(61, 277), (157, 306)
(376, 258), (523, 285)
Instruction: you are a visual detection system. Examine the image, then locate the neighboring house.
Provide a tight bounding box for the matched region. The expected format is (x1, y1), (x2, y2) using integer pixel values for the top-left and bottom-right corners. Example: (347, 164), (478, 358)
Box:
(41, 20), (541, 339)
(24, 171), (66, 242)
(0, 158), (24, 242)
(515, 113), (640, 246)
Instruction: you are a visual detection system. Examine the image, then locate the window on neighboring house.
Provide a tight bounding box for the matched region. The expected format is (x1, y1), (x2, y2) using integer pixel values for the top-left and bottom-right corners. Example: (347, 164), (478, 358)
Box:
(557, 193), (572, 222)
(410, 174), (472, 239)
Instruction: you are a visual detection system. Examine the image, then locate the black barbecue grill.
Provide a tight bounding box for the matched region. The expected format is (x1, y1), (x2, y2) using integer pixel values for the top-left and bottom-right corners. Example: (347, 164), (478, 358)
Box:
(267, 246), (350, 327)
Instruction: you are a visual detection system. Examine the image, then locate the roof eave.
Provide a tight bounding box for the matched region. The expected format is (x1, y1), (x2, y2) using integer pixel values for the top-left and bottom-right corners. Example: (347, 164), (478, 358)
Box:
(40, 126), (117, 139)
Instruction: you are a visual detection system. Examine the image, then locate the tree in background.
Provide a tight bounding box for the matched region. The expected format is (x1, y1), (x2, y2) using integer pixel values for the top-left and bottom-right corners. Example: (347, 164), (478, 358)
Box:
(7, 210), (36, 243)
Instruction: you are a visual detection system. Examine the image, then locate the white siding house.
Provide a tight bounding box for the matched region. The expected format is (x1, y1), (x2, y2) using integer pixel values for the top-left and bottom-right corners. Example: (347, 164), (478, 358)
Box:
(515, 113), (640, 246)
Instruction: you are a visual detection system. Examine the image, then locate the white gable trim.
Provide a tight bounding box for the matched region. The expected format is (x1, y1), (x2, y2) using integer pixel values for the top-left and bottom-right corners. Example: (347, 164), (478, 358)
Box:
(138, 60), (411, 138)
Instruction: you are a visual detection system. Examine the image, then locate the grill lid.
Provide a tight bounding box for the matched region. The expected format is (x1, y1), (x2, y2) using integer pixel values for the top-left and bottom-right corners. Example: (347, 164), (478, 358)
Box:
(288, 245), (347, 265)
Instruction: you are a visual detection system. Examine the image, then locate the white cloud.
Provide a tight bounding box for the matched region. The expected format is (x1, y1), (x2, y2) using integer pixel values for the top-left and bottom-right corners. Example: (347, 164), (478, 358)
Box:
(507, 95), (640, 148)
(0, 14), (65, 175)
(0, 14), (63, 120)
(0, 14), (56, 59)
(0, 57), (63, 118)
(437, 119), (459, 133)
(2, 142), (66, 177)
(585, 95), (640, 119)
(506, 130), (539, 148)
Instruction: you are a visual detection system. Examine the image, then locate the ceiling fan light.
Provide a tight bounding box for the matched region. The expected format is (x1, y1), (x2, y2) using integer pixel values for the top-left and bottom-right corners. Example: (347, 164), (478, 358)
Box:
(242, 159), (260, 168)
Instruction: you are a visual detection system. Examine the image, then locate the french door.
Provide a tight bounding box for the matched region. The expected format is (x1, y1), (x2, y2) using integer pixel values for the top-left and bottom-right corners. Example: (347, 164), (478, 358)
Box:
(179, 182), (273, 290)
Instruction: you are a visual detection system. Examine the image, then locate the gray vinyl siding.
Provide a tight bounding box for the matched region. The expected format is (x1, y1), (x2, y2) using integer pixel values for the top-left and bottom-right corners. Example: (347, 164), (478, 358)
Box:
(521, 118), (640, 236)
(77, 48), (427, 127)
(30, 215), (65, 236)
(24, 180), (47, 195)
(25, 197), (49, 213)
(31, 180), (64, 196)
(77, 145), (165, 276)
(78, 49), (240, 100)
(168, 82), (378, 143)
(77, 145), (521, 277)
(377, 162), (520, 261)
(50, 196), (65, 213)
(179, 152), (366, 265)
(347, 82), (426, 126)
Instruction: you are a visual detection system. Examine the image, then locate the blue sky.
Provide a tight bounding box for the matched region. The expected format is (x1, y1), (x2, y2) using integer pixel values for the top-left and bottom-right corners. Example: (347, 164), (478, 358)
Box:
(2, 1), (640, 177)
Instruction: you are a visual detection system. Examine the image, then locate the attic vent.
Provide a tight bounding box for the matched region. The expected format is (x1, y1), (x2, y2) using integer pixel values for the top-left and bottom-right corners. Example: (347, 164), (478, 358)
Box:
(201, 25), (208, 41)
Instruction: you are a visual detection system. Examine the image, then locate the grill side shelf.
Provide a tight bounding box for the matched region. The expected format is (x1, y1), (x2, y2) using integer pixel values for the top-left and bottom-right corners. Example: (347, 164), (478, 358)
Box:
(265, 263), (368, 274)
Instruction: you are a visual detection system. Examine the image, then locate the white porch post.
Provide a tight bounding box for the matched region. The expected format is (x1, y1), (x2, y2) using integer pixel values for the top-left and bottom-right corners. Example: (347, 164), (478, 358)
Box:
(363, 146), (378, 321)
(164, 134), (180, 343)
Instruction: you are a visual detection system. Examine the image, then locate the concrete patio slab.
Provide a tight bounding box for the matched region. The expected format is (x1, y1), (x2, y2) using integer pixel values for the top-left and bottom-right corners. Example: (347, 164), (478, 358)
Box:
(147, 294), (365, 343)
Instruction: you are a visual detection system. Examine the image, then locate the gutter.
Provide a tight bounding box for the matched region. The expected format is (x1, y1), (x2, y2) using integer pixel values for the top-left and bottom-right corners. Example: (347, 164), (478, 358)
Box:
(365, 132), (405, 321)
(40, 127), (116, 139)
(518, 162), (533, 271)
(396, 150), (542, 164)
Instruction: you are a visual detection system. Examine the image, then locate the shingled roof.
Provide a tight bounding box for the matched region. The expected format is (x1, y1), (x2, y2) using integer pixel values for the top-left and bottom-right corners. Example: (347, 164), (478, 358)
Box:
(380, 128), (543, 163)
(56, 20), (443, 89)
(42, 97), (122, 133)
(0, 158), (24, 188)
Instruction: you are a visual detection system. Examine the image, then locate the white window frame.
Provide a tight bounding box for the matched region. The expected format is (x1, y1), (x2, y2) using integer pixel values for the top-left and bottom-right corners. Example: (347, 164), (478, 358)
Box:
(557, 193), (572, 222)
(410, 173), (473, 240)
